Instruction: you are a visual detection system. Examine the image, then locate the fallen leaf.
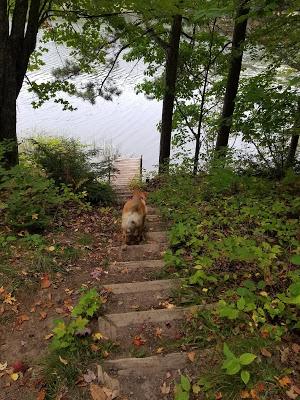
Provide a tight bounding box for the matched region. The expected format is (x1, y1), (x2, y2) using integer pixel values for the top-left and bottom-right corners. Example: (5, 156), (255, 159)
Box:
(39, 311), (47, 320)
(91, 268), (104, 279)
(83, 369), (96, 383)
(160, 382), (170, 395)
(40, 274), (51, 289)
(156, 347), (164, 354)
(255, 382), (265, 393)
(97, 364), (120, 395)
(278, 376), (292, 387)
(3, 293), (16, 304)
(155, 327), (163, 338)
(187, 351), (196, 362)
(90, 383), (107, 400)
(260, 348), (272, 358)
(17, 314), (29, 324)
(161, 301), (176, 309)
(0, 286), (5, 294)
(132, 336), (146, 346)
(32, 213), (39, 220)
(102, 387), (119, 399)
(93, 332), (107, 341)
(59, 356), (68, 366)
(192, 384), (201, 394)
(292, 343), (300, 353)
(250, 389), (259, 400)
(10, 372), (19, 381)
(259, 291), (268, 297)
(215, 392), (222, 400)
(240, 390), (251, 399)
(37, 389), (46, 400)
(47, 246), (55, 252)
(286, 386), (300, 399)
(12, 360), (28, 373)
(0, 362), (7, 371)
(44, 333), (54, 340)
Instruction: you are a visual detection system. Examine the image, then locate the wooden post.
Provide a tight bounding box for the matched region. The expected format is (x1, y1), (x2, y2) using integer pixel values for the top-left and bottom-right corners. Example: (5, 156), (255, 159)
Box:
(140, 155), (143, 182)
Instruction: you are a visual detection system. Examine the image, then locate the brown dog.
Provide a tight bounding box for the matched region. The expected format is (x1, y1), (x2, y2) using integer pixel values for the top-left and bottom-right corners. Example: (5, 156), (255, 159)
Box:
(121, 191), (147, 245)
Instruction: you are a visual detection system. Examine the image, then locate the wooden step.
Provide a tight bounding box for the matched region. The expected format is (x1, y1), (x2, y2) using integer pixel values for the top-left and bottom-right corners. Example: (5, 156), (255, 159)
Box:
(98, 305), (203, 340)
(102, 349), (216, 400)
(103, 279), (179, 295)
(146, 231), (168, 243)
(110, 243), (167, 262)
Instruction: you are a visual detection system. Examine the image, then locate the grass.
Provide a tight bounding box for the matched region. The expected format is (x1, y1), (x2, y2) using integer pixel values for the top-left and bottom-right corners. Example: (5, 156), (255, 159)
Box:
(77, 233), (94, 246)
(42, 338), (116, 399)
(0, 262), (25, 290)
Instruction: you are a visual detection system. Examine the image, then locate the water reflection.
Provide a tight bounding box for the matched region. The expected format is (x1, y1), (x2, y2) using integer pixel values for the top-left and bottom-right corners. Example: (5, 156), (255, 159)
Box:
(17, 41), (162, 170)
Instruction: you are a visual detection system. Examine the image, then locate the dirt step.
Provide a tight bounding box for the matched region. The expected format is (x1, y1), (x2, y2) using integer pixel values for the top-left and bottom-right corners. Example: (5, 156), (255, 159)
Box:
(103, 279), (180, 295)
(146, 206), (160, 215)
(110, 243), (167, 262)
(146, 231), (168, 243)
(147, 221), (168, 232)
(104, 260), (165, 284)
(105, 351), (199, 375)
(103, 349), (217, 400)
(98, 305), (202, 340)
(147, 214), (162, 222)
(101, 279), (181, 313)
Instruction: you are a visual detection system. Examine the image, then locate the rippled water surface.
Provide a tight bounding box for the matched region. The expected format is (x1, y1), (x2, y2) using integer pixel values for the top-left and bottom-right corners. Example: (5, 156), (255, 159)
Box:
(17, 41), (162, 170)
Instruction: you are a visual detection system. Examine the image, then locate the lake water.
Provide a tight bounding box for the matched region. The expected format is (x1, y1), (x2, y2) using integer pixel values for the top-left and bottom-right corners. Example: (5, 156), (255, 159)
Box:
(16, 38), (269, 172)
(17, 42), (162, 171)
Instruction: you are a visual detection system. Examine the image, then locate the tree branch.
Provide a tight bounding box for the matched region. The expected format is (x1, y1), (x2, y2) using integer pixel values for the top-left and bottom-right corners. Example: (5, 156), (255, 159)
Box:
(175, 98), (197, 138)
(98, 44), (129, 93)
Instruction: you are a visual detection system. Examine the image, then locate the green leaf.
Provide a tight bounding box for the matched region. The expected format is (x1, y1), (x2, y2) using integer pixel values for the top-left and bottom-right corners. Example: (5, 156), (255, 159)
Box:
(290, 254), (300, 265)
(239, 353), (257, 366)
(223, 343), (235, 359)
(225, 358), (241, 375)
(180, 375), (191, 392)
(237, 297), (246, 311)
(241, 370), (250, 385)
(242, 280), (256, 291)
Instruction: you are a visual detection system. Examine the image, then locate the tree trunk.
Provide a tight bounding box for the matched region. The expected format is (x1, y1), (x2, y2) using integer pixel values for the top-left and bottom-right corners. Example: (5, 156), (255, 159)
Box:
(193, 137), (201, 174)
(215, 0), (249, 152)
(158, 14), (182, 173)
(0, 50), (18, 166)
(0, 0), (43, 167)
(285, 98), (300, 169)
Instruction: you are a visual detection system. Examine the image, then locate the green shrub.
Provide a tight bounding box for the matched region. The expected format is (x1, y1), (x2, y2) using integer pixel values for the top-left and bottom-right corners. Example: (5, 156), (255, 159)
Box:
(83, 180), (116, 205)
(0, 164), (66, 230)
(23, 136), (117, 205)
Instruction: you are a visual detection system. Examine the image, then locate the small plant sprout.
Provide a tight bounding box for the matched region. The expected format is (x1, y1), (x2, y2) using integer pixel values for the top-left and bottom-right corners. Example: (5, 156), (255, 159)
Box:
(222, 343), (257, 385)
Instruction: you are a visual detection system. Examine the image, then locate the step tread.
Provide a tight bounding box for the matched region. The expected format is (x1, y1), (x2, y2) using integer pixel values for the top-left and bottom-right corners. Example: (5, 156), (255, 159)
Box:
(104, 351), (196, 374)
(103, 278), (181, 295)
(111, 259), (165, 270)
(99, 305), (205, 335)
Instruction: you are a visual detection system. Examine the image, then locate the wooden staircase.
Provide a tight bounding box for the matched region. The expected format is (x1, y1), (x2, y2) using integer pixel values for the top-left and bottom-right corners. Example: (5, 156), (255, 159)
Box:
(111, 157), (142, 204)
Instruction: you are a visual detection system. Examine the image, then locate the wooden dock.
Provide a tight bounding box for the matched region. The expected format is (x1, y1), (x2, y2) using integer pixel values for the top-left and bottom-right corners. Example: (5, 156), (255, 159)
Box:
(112, 157), (142, 203)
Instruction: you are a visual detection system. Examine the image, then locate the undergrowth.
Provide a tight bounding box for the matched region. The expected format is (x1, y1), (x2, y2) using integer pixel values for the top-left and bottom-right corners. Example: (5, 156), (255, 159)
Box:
(150, 166), (300, 400)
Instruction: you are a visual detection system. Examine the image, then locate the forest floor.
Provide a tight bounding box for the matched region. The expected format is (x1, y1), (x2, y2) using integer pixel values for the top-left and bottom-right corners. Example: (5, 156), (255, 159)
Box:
(0, 191), (300, 400)
(0, 205), (120, 399)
